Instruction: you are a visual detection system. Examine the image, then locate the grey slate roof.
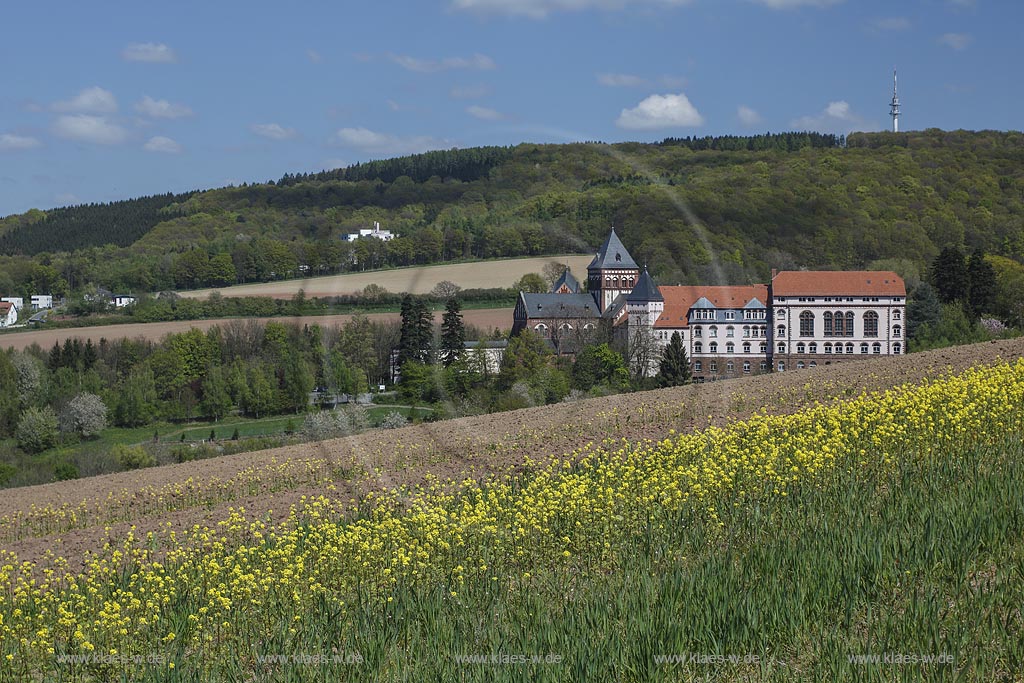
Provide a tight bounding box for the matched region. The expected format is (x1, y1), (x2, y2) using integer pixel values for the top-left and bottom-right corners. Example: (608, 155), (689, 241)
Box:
(626, 268), (663, 302)
(587, 227), (639, 270)
(550, 268), (581, 293)
(520, 293), (601, 319)
(692, 296), (716, 308)
(744, 298), (767, 309)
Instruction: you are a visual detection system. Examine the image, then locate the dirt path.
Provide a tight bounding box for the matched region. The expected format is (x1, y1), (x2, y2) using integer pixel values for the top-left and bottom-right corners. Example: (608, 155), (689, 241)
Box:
(3, 337), (1023, 567)
(0, 308), (512, 352)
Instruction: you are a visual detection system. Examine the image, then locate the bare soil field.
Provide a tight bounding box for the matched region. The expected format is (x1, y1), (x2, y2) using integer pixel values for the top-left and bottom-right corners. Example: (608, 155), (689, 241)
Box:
(3, 337), (1023, 568)
(178, 255), (594, 299)
(0, 308), (511, 352)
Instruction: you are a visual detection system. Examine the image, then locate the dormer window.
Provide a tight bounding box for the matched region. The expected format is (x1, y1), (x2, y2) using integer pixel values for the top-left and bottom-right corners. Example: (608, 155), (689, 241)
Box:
(615, 252), (621, 262)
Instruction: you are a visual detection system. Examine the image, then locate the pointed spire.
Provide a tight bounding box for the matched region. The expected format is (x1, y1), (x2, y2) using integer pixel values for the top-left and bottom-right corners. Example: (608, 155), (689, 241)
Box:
(627, 266), (663, 302)
(588, 226), (638, 270)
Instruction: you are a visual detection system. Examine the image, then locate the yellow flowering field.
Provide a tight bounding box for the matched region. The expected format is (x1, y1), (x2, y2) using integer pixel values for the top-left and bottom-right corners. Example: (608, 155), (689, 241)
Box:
(2, 360), (1023, 681)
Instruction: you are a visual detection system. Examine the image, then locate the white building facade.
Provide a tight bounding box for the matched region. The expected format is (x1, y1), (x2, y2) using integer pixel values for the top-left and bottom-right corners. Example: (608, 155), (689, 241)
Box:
(0, 302), (18, 327)
(769, 271), (906, 372)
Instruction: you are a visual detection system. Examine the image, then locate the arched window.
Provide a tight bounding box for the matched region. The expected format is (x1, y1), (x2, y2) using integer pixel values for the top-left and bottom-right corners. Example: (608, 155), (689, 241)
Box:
(694, 361), (702, 372)
(709, 342), (718, 353)
(726, 326), (735, 337)
(824, 342), (832, 354)
(694, 342), (703, 354)
(760, 361), (767, 371)
(797, 361), (805, 369)
(845, 342), (854, 354)
(893, 309), (902, 320)
(893, 325), (902, 338)
(809, 361), (817, 368)
(796, 342), (806, 354)
(823, 311), (833, 336)
(726, 361), (734, 372)
(893, 343), (901, 354)
(809, 342), (817, 354)
(778, 361), (786, 371)
(777, 324), (786, 338)
(864, 311), (879, 337)
(845, 311), (855, 336)
(534, 323), (547, 332)
(693, 327), (702, 337)
(777, 342), (786, 354)
(710, 326), (718, 338)
(743, 361), (751, 373)
(761, 326), (767, 337)
(743, 342), (751, 354)
(799, 311), (814, 337)
(583, 323), (595, 330)
(743, 325), (750, 337)
(872, 342), (881, 354)
(709, 361), (718, 372)
(860, 342), (868, 354)
(559, 323), (573, 332)
(726, 342), (735, 353)
(833, 311), (845, 336)
(759, 343), (767, 354)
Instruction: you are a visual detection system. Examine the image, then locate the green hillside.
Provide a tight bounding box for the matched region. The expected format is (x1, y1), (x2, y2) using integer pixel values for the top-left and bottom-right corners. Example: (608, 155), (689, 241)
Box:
(1, 129), (1022, 297)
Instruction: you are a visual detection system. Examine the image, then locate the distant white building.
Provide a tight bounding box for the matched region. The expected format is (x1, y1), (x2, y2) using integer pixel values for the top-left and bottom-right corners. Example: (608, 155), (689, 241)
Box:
(112, 295), (136, 308)
(0, 301), (18, 327)
(30, 295), (53, 311)
(1, 297), (23, 312)
(344, 221), (395, 242)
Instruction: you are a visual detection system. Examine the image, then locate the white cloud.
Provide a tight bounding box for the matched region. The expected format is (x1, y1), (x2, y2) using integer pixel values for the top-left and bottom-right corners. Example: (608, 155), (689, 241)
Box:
(52, 87), (118, 114)
(450, 0), (692, 19)
(872, 17), (910, 31)
(751, 0), (842, 8)
(467, 105), (505, 121)
(737, 105), (762, 126)
(450, 85), (491, 99)
(52, 115), (128, 145)
(0, 133), (42, 151)
(616, 92), (704, 130)
(251, 123), (298, 140)
(598, 73), (649, 87)
(122, 42), (178, 63)
(389, 53), (495, 73)
(939, 32), (972, 50)
(307, 49), (323, 64)
(135, 96), (193, 119)
(791, 100), (867, 132)
(331, 127), (451, 156)
(143, 136), (182, 153)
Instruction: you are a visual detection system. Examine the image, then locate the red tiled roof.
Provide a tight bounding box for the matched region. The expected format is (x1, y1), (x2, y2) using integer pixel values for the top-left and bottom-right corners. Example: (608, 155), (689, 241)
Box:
(654, 285), (768, 328)
(0, 302), (12, 312)
(772, 271), (905, 296)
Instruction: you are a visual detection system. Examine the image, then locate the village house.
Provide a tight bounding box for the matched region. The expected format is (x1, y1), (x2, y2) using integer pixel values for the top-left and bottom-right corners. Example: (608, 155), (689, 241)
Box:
(30, 294), (53, 311)
(0, 301), (18, 327)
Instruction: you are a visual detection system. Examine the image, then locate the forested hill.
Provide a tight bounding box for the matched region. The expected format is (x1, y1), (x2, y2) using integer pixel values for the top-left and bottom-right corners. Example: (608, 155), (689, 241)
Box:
(1, 129), (1022, 296)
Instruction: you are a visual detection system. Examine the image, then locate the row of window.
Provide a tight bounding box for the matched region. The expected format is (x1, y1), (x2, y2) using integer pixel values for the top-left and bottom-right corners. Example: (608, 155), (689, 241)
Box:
(533, 323), (597, 333)
(692, 325), (769, 338)
(693, 342), (768, 355)
(693, 360), (768, 374)
(781, 311), (902, 339)
(778, 341), (902, 355)
(691, 310), (766, 321)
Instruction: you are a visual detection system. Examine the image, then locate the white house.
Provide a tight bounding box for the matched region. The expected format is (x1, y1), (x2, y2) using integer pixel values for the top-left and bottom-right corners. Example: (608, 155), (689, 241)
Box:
(1, 297), (24, 312)
(30, 294), (53, 311)
(112, 295), (136, 308)
(344, 221), (394, 242)
(769, 270), (906, 371)
(0, 301), (18, 327)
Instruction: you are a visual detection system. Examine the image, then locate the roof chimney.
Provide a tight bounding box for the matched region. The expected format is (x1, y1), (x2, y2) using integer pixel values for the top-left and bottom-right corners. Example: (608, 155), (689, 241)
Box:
(771, 268), (778, 279)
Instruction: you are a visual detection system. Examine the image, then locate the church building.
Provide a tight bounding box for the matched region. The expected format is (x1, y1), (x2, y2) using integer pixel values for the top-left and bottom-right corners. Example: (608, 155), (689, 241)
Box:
(513, 228), (907, 377)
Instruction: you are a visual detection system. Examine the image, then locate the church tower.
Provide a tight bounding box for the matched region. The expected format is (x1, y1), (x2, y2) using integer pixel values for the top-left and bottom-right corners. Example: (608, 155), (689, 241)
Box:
(588, 227), (640, 313)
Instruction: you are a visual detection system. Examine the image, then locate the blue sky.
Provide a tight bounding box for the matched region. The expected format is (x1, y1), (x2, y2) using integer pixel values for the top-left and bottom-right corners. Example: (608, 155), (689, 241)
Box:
(0, 0), (1017, 217)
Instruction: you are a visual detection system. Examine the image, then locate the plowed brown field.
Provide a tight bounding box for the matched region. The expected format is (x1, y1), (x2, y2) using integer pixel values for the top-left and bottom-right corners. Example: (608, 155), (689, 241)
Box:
(0, 308), (511, 352)
(3, 337), (1023, 569)
(178, 255), (594, 299)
